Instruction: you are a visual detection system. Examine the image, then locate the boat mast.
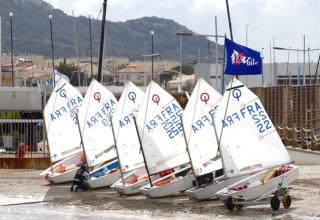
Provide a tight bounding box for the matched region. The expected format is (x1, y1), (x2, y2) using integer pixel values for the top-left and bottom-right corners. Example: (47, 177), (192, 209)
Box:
(42, 111), (53, 174)
(132, 116), (153, 187)
(75, 114), (89, 172)
(110, 116), (125, 184)
(180, 115), (199, 187)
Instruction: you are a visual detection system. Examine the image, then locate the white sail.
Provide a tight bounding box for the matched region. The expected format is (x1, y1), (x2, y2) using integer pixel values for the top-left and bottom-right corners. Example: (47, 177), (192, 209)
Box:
(112, 81), (145, 172)
(77, 79), (118, 168)
(136, 81), (189, 175)
(214, 78), (291, 178)
(44, 78), (83, 163)
(183, 78), (222, 176)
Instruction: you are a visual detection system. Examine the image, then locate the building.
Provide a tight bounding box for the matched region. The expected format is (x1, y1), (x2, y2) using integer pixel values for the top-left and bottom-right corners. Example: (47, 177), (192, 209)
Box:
(195, 62), (320, 93)
(15, 65), (53, 87)
(116, 62), (151, 86)
(167, 74), (195, 91)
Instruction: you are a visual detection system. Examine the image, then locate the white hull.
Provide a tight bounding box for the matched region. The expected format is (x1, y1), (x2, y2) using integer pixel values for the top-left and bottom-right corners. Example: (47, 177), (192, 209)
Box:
(46, 168), (78, 184)
(217, 165), (299, 201)
(185, 175), (245, 200)
(40, 152), (82, 184)
(140, 175), (194, 198)
(111, 168), (152, 195)
(87, 159), (121, 189)
(87, 171), (121, 189)
(112, 178), (150, 195)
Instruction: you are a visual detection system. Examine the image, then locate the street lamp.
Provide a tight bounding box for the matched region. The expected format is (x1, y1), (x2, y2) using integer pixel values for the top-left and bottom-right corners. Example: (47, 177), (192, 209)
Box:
(9, 11), (14, 87)
(150, 30), (154, 81)
(49, 14), (55, 86)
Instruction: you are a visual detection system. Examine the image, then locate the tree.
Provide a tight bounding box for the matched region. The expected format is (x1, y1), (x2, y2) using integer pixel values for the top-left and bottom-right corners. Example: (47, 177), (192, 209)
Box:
(56, 62), (86, 86)
(171, 65), (194, 75)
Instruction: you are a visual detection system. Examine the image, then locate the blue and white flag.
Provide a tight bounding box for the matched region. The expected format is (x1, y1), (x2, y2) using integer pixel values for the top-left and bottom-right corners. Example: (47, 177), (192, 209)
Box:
(224, 38), (262, 75)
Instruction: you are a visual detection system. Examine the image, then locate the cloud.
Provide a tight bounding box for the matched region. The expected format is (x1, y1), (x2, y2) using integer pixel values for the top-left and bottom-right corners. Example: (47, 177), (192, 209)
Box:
(43, 0), (320, 62)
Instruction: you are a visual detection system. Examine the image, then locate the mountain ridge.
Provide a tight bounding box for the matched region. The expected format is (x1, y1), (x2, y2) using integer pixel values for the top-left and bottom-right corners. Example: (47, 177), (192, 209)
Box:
(0, 0), (222, 61)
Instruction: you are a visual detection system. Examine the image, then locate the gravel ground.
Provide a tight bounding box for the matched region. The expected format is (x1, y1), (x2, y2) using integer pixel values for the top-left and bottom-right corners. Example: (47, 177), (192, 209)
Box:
(0, 165), (320, 220)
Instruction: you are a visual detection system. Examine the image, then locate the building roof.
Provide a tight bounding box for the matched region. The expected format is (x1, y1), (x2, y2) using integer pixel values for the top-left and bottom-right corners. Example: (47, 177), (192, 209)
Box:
(15, 65), (52, 80)
(118, 63), (146, 74)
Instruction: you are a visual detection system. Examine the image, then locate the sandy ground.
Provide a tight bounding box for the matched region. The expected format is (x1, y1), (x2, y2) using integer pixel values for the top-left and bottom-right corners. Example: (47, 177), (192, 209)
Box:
(0, 149), (319, 219)
(0, 165), (320, 220)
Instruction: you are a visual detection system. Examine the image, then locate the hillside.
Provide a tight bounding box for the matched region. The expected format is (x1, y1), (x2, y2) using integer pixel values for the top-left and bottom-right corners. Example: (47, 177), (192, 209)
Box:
(0, 0), (223, 61)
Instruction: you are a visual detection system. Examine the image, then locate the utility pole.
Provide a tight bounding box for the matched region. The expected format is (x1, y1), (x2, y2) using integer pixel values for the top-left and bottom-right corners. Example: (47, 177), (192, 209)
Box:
(273, 37), (276, 85)
(97, 0), (107, 83)
(269, 41), (273, 86)
(72, 11), (80, 86)
(287, 48), (291, 85)
(10, 12), (14, 87)
(151, 30), (154, 81)
(0, 17), (1, 87)
(308, 47), (311, 84)
(303, 35), (306, 85)
(89, 16), (93, 79)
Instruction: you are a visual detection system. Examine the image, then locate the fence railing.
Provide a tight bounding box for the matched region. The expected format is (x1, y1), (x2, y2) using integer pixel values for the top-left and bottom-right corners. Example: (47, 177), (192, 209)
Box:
(277, 125), (320, 151)
(0, 119), (48, 158)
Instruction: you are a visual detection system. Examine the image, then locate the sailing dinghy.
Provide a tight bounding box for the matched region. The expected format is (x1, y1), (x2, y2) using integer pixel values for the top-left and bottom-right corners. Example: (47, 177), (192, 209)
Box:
(183, 78), (244, 200)
(137, 81), (194, 198)
(215, 78), (299, 210)
(41, 78), (84, 184)
(111, 82), (152, 195)
(77, 79), (120, 189)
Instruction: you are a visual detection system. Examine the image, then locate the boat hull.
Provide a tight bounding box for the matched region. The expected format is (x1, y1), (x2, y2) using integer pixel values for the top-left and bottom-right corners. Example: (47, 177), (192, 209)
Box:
(40, 152), (82, 184)
(87, 159), (121, 189)
(185, 175), (245, 200)
(140, 175), (194, 198)
(87, 171), (121, 189)
(111, 168), (151, 195)
(216, 165), (299, 201)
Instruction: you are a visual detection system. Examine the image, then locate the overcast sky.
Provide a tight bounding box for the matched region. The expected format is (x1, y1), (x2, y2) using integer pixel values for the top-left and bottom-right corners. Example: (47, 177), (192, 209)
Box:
(44, 0), (320, 63)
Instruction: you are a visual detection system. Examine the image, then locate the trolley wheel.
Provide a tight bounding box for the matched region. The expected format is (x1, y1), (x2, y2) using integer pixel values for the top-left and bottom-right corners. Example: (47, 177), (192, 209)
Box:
(282, 193), (292, 209)
(225, 196), (235, 211)
(270, 195), (280, 211)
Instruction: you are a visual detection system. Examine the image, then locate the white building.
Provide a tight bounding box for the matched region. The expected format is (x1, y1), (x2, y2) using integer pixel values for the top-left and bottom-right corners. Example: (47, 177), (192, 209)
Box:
(195, 62), (320, 93)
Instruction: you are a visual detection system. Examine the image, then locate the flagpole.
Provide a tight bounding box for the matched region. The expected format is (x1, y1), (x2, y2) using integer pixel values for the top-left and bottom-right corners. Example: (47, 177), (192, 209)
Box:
(221, 34), (226, 94)
(225, 0), (233, 41)
(225, 0), (237, 81)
